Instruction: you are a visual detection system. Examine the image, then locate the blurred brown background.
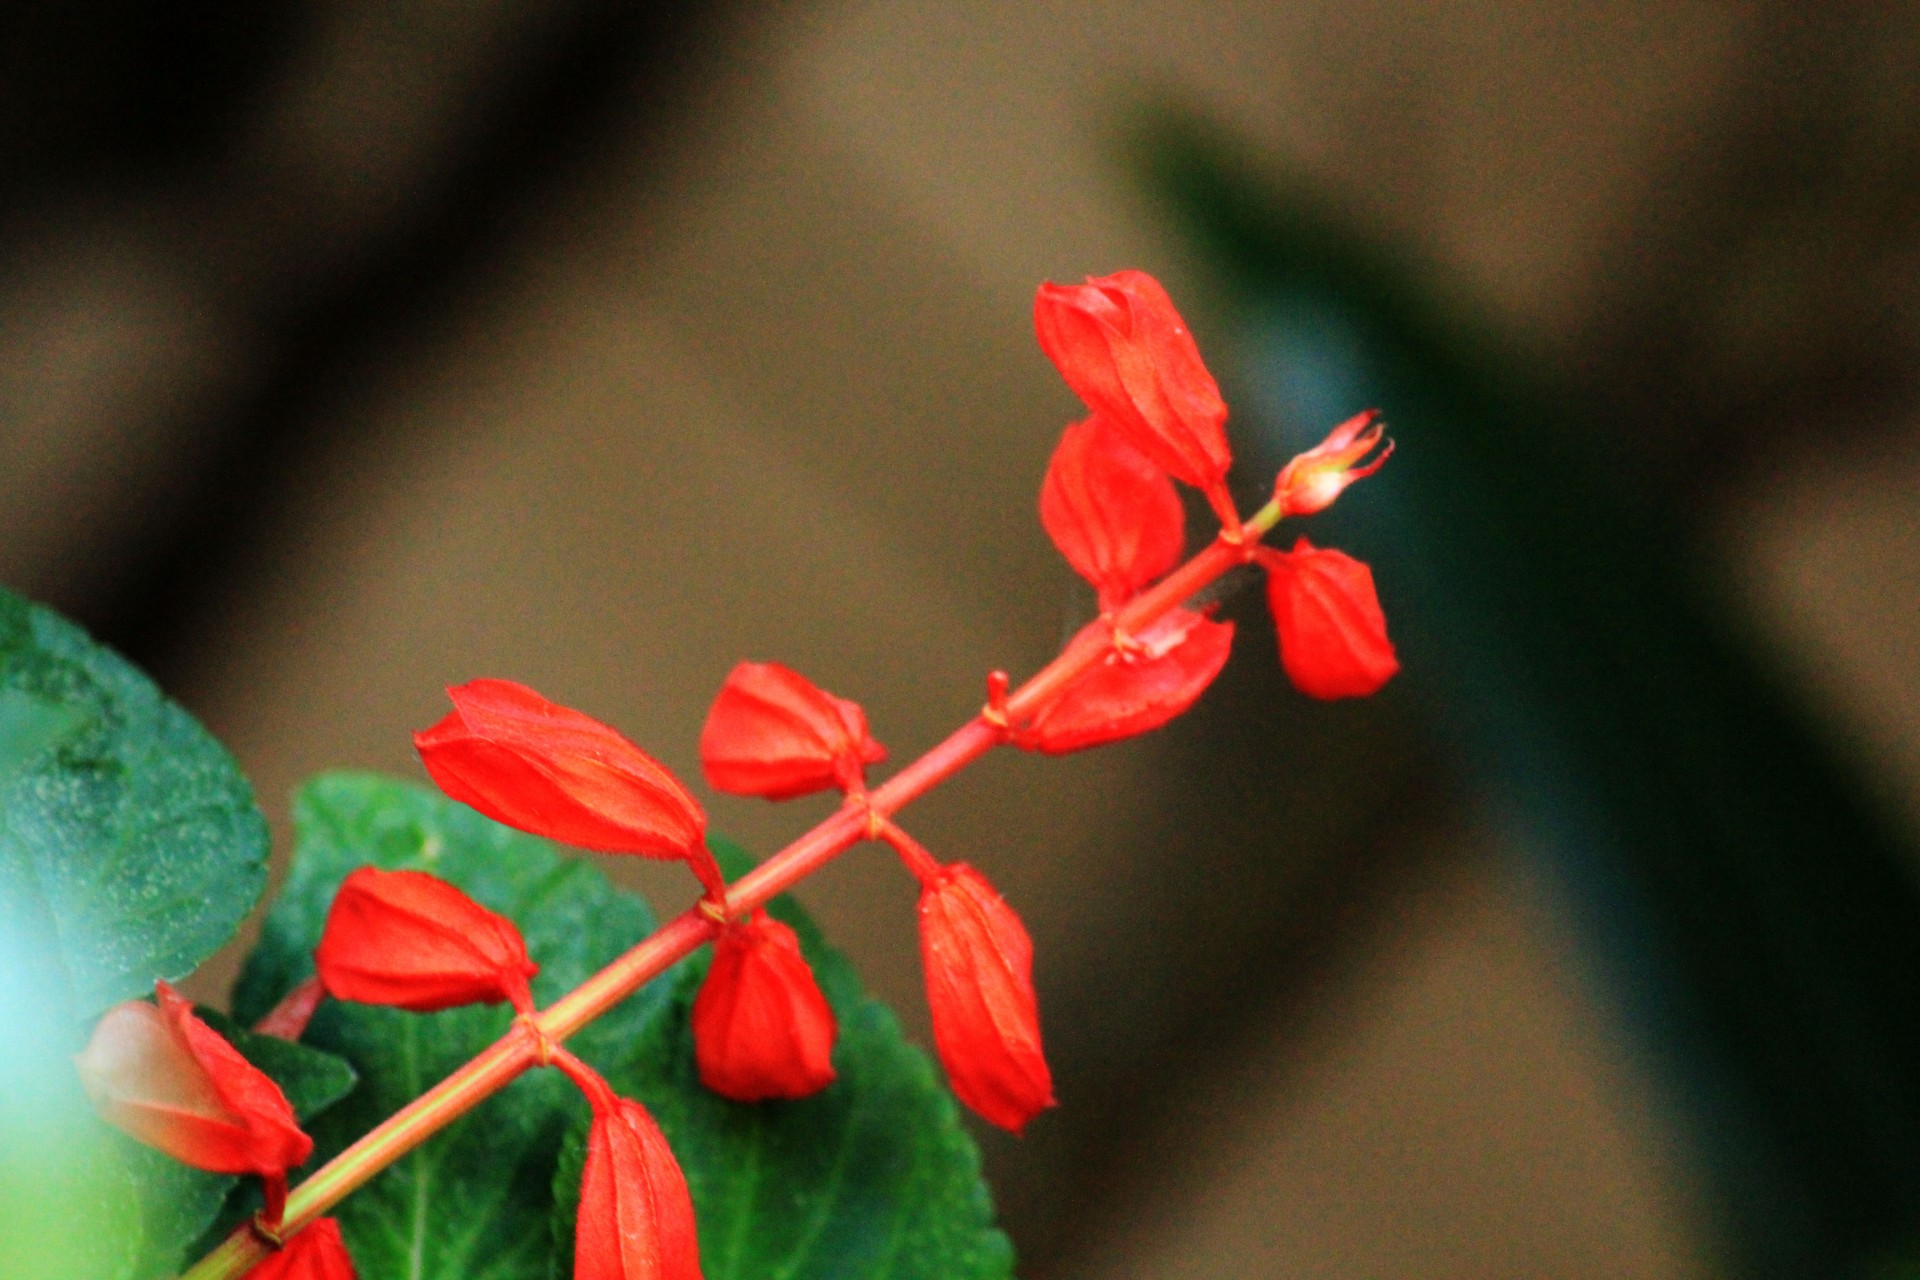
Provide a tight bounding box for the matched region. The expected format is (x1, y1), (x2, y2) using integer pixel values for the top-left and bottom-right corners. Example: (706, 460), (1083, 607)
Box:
(6, 2), (1920, 1276)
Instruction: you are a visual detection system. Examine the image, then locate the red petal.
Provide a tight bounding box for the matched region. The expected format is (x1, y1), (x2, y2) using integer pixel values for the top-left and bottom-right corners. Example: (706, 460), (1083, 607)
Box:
(1014, 609), (1234, 754)
(315, 867), (539, 1014)
(75, 984), (311, 1177)
(416, 679), (720, 898)
(692, 910), (837, 1101)
(575, 1090), (701, 1280)
(1034, 270), (1231, 498)
(1039, 415), (1185, 611)
(699, 662), (886, 801)
(918, 864), (1055, 1134)
(242, 1219), (356, 1280)
(252, 976), (327, 1041)
(1263, 539), (1400, 699)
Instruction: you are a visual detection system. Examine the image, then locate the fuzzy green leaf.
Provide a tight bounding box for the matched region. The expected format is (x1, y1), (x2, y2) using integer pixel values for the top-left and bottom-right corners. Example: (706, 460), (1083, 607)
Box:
(548, 841), (1014, 1280)
(230, 773), (666, 1280)
(0, 587), (269, 1018)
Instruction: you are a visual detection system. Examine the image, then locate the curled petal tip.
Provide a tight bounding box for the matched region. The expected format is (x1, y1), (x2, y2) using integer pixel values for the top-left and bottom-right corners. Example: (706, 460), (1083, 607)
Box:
(1273, 410), (1393, 519)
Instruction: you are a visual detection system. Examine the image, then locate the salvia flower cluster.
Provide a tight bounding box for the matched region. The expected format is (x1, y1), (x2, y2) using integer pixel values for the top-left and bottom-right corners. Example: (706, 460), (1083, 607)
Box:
(76, 269), (1397, 1280)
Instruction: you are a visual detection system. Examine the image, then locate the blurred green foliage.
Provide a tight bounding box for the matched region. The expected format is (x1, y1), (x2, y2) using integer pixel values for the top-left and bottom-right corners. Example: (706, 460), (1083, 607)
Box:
(1133, 111), (1920, 1278)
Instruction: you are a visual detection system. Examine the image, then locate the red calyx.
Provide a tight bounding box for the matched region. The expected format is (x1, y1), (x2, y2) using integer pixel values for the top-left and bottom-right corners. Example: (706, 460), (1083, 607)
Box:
(1039, 415), (1185, 613)
(1033, 269), (1235, 523)
(1013, 608), (1234, 754)
(699, 662), (886, 801)
(691, 909), (837, 1101)
(1272, 410), (1393, 518)
(315, 866), (540, 1014)
(415, 678), (722, 901)
(917, 863), (1056, 1134)
(241, 1218), (356, 1279)
(1260, 538), (1400, 700)
(560, 1060), (702, 1280)
(74, 981), (312, 1179)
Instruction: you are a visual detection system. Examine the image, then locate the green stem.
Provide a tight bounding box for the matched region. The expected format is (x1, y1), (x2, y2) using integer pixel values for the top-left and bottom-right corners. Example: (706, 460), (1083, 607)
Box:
(177, 500), (1281, 1280)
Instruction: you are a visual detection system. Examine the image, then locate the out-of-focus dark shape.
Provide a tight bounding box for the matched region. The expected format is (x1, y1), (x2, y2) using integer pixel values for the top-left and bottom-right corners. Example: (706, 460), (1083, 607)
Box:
(1134, 110), (1920, 1277)
(0, 0), (727, 676)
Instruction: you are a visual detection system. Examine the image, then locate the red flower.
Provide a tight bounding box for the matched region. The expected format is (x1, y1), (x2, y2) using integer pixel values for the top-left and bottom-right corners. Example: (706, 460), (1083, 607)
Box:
(1272, 410), (1392, 518)
(315, 866), (540, 1015)
(74, 982), (312, 1178)
(416, 679), (722, 900)
(1014, 609), (1233, 754)
(1260, 539), (1399, 699)
(1039, 415), (1185, 612)
(918, 863), (1055, 1134)
(699, 662), (885, 801)
(564, 1063), (701, 1280)
(1033, 270), (1235, 522)
(691, 909), (837, 1101)
(242, 1219), (356, 1280)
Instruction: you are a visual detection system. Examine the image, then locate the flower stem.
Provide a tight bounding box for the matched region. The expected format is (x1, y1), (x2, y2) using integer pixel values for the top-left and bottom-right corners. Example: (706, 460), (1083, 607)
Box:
(176, 499), (1280, 1280)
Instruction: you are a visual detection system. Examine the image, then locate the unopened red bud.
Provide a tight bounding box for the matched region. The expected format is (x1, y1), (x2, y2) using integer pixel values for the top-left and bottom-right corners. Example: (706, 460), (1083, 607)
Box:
(699, 662), (885, 801)
(242, 1218), (356, 1280)
(1261, 538), (1399, 699)
(315, 866), (539, 1014)
(1034, 270), (1234, 521)
(74, 982), (312, 1177)
(416, 678), (721, 900)
(692, 910), (837, 1101)
(1272, 410), (1392, 518)
(918, 864), (1055, 1134)
(1039, 415), (1185, 612)
(1014, 609), (1233, 754)
(572, 1077), (701, 1280)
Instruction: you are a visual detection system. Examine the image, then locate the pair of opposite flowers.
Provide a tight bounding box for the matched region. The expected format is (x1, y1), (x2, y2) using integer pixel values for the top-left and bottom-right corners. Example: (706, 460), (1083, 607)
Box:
(74, 267), (1399, 1280)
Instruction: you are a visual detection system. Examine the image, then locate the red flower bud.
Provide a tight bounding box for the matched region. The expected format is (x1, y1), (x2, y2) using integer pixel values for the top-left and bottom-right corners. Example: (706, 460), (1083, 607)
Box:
(691, 909), (837, 1101)
(1272, 410), (1392, 518)
(242, 1219), (356, 1280)
(1039, 415), (1185, 612)
(1033, 270), (1233, 519)
(74, 981), (312, 1178)
(918, 863), (1055, 1134)
(699, 662), (886, 801)
(416, 679), (721, 900)
(1260, 538), (1399, 700)
(1014, 609), (1233, 754)
(315, 866), (539, 1014)
(569, 1070), (701, 1280)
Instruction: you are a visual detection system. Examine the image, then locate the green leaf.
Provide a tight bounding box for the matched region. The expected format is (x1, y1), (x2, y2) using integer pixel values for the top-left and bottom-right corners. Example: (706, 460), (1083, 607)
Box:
(0, 587), (270, 1018)
(116, 1013), (358, 1280)
(549, 841), (1014, 1280)
(230, 773), (666, 1280)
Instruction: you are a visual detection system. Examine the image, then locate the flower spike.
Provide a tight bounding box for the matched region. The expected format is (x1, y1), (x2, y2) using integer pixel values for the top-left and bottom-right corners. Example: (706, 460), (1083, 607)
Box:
(918, 863), (1056, 1134)
(700, 662), (886, 801)
(316, 866), (540, 1014)
(692, 909), (838, 1101)
(75, 982), (313, 1180)
(416, 679), (722, 901)
(1260, 538), (1399, 700)
(241, 1219), (357, 1279)
(1273, 410), (1393, 518)
(1012, 609), (1233, 754)
(1040, 415), (1186, 612)
(1034, 270), (1236, 525)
